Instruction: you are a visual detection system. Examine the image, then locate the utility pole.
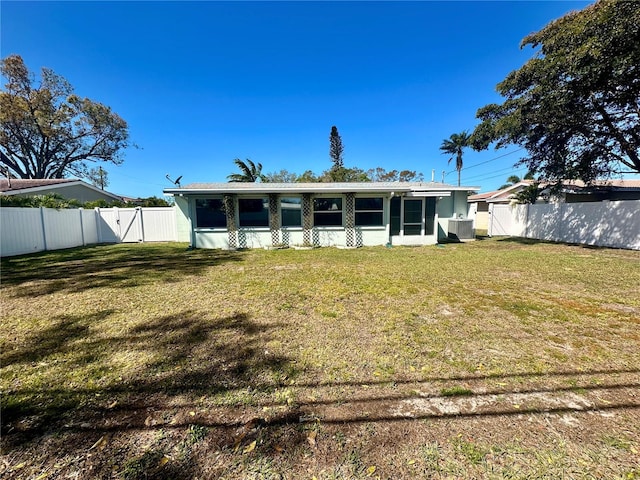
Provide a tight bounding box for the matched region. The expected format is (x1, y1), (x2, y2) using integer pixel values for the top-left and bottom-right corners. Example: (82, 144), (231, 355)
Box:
(98, 167), (106, 189)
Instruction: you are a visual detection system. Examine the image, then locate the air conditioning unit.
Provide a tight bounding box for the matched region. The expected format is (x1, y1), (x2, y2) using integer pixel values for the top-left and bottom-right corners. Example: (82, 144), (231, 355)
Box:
(448, 219), (474, 240)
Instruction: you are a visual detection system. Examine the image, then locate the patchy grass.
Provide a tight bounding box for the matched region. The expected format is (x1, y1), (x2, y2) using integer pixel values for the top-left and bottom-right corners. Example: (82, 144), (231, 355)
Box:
(1, 239), (639, 479)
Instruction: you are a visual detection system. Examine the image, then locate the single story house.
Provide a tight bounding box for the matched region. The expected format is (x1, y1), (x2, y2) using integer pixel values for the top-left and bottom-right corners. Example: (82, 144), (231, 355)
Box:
(164, 182), (479, 250)
(0, 178), (124, 203)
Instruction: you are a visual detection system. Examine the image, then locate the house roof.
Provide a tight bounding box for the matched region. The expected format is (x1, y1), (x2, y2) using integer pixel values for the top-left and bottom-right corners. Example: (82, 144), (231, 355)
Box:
(164, 181), (480, 196)
(468, 179), (640, 203)
(468, 181), (533, 203)
(0, 178), (76, 192)
(556, 179), (640, 192)
(0, 178), (123, 201)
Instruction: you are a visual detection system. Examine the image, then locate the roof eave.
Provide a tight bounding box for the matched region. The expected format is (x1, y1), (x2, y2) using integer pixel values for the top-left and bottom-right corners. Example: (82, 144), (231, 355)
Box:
(164, 182), (480, 196)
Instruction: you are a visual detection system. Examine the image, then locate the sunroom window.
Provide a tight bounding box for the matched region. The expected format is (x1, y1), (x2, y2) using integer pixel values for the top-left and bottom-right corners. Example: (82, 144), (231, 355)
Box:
(238, 198), (269, 227)
(313, 197), (342, 226)
(281, 197), (302, 227)
(355, 197), (383, 226)
(195, 198), (226, 228)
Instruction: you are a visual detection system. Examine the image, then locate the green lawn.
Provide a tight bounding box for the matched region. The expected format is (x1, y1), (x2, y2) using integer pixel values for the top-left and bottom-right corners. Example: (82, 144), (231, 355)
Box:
(1, 239), (639, 479)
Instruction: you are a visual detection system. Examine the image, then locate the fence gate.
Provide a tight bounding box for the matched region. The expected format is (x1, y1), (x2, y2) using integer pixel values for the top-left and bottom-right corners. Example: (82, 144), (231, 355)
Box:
(97, 207), (143, 243)
(488, 204), (514, 236)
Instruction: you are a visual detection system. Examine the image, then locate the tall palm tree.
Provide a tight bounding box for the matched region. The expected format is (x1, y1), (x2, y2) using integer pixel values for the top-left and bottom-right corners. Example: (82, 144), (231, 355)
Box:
(440, 131), (470, 186)
(227, 158), (264, 182)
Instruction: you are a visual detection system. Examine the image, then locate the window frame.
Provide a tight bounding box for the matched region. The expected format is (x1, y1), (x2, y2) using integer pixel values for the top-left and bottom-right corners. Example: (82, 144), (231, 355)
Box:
(238, 197), (270, 228)
(354, 196), (384, 227)
(280, 196), (303, 228)
(194, 197), (226, 229)
(313, 196), (343, 227)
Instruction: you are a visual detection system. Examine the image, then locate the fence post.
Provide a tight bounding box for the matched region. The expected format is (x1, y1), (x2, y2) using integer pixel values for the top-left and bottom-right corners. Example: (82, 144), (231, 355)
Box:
(557, 202), (564, 242)
(39, 207), (48, 251)
(79, 208), (86, 246)
(95, 208), (103, 243)
(487, 203), (493, 237)
(137, 207), (144, 242)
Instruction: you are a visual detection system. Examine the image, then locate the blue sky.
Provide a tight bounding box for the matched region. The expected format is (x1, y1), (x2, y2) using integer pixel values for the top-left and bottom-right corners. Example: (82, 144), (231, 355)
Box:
(2, 0), (602, 198)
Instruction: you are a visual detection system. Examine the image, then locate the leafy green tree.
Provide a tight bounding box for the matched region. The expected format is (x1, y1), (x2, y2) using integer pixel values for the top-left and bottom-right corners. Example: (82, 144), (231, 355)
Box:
(133, 196), (171, 207)
(472, 0), (640, 183)
(0, 193), (82, 208)
(514, 183), (541, 204)
(367, 167), (424, 182)
(263, 169), (299, 183)
(440, 131), (471, 186)
(297, 170), (319, 182)
(336, 167), (370, 182)
(227, 158), (264, 182)
(328, 125), (345, 181)
(0, 55), (130, 179)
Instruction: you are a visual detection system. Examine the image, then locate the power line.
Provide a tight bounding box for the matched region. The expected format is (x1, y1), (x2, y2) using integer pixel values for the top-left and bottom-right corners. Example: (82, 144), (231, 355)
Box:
(466, 167), (529, 184)
(463, 164), (528, 182)
(446, 148), (525, 175)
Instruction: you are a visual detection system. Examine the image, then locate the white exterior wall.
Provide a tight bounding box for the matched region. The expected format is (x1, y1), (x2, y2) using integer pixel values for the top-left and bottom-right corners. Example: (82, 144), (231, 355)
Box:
(174, 196), (192, 242)
(452, 191), (469, 218)
(237, 229), (273, 249)
(194, 230), (230, 249)
(192, 226), (390, 249)
(356, 227), (388, 246)
(281, 228), (305, 246)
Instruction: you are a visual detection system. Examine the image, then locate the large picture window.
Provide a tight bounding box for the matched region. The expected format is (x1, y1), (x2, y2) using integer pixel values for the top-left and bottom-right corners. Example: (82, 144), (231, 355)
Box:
(355, 197), (383, 226)
(281, 197), (302, 227)
(195, 198), (226, 228)
(313, 197), (342, 226)
(238, 198), (269, 227)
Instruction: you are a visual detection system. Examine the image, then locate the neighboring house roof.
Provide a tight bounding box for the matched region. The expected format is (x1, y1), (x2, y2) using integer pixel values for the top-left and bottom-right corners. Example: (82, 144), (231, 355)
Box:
(552, 179), (640, 192)
(469, 179), (640, 204)
(165, 181), (480, 196)
(0, 178), (75, 192)
(468, 181), (533, 203)
(0, 178), (124, 202)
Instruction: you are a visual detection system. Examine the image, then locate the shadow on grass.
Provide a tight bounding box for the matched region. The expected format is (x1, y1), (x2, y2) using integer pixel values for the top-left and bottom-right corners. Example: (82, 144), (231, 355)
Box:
(3, 307), (639, 479)
(1, 309), (294, 449)
(0, 243), (243, 297)
(495, 236), (630, 250)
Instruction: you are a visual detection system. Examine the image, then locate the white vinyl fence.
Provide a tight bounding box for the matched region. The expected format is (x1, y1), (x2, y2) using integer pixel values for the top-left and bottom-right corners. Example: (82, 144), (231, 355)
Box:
(487, 200), (640, 250)
(1, 207), (177, 257)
